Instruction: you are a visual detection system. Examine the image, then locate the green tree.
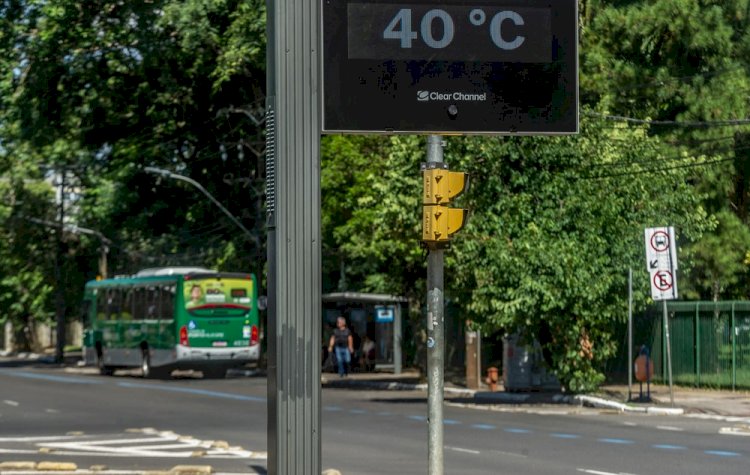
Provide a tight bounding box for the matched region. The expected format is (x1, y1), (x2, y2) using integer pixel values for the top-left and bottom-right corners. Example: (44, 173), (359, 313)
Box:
(582, 0), (750, 300)
(1, 0), (268, 347)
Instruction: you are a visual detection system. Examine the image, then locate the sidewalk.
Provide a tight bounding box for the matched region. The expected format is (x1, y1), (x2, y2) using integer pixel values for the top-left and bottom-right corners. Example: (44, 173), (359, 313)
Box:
(322, 369), (750, 420)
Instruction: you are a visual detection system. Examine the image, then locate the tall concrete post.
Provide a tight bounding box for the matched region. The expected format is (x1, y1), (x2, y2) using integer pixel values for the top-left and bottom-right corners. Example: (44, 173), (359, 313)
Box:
(266, 0), (321, 473)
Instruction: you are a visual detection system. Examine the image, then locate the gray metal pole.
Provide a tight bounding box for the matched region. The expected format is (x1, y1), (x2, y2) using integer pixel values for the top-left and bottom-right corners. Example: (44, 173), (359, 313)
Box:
(266, 0), (321, 473)
(54, 169), (66, 364)
(394, 303), (402, 375)
(143, 167), (257, 246)
(477, 329), (482, 389)
(663, 299), (674, 406)
(426, 135), (444, 475)
(628, 268), (632, 401)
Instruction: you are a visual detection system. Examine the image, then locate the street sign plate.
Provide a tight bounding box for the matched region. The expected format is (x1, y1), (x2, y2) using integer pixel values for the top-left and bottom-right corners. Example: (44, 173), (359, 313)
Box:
(644, 227), (678, 300)
(322, 0), (579, 134)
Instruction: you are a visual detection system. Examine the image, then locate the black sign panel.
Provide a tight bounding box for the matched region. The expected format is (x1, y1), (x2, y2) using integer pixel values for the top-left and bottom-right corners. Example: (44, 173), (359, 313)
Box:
(322, 0), (578, 134)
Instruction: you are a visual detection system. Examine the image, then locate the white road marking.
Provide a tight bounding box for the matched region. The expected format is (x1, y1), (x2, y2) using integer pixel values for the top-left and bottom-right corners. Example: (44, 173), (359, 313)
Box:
(622, 422), (637, 426)
(491, 449), (528, 458)
(656, 425), (683, 432)
(445, 446), (480, 455)
(719, 427), (750, 436)
(3, 400), (19, 406)
(0, 436), (78, 442)
(0, 432), (266, 460)
(0, 472), (259, 475)
(577, 469), (639, 475)
(686, 413), (750, 423)
(58, 436), (173, 446)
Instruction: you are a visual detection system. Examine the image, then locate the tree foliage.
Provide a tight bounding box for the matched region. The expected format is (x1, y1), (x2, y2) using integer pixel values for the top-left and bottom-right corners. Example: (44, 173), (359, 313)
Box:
(1, 0), (267, 349)
(2, 0), (750, 390)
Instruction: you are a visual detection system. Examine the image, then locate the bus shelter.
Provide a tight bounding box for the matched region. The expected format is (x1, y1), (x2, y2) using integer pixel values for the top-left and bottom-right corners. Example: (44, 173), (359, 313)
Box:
(322, 292), (407, 374)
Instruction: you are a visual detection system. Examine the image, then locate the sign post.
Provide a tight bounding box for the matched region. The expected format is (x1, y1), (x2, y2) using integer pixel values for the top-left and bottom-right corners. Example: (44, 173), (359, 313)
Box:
(644, 226), (677, 406)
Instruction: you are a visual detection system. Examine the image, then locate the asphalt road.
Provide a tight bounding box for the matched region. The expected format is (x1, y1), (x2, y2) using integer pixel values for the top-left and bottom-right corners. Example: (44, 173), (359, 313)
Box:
(0, 364), (747, 474)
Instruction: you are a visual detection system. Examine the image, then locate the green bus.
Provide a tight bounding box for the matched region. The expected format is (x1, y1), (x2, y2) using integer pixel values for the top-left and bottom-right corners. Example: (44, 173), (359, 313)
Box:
(82, 267), (260, 378)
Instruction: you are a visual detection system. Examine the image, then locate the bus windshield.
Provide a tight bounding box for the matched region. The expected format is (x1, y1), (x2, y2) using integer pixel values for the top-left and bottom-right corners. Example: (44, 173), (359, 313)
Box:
(184, 277), (253, 313)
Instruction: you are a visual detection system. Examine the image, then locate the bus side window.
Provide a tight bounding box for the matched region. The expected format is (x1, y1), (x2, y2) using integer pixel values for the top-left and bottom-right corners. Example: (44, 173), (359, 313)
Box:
(106, 288), (123, 320)
(122, 287), (134, 320)
(146, 286), (159, 319)
(96, 290), (107, 320)
(132, 286), (145, 320)
(160, 285), (175, 318)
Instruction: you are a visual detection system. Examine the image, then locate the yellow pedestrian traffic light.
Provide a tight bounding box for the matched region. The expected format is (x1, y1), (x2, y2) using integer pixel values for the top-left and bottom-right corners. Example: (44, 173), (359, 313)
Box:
(423, 167), (467, 205)
(423, 205), (468, 243)
(421, 163), (468, 247)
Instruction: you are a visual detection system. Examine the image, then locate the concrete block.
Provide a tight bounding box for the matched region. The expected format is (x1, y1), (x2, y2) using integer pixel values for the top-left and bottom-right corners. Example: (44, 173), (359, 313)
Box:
(36, 461), (78, 471)
(0, 461), (37, 470)
(170, 464), (213, 475)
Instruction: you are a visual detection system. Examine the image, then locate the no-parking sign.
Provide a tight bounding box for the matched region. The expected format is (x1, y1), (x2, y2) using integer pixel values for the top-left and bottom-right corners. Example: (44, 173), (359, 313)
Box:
(644, 227), (678, 300)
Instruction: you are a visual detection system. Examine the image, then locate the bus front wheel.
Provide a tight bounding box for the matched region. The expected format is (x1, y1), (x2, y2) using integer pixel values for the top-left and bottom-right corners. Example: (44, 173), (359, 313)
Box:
(141, 349), (155, 378)
(141, 349), (167, 379)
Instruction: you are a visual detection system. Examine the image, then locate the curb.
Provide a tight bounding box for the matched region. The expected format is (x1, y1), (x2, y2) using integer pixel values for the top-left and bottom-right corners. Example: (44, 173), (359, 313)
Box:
(321, 378), (475, 397)
(322, 378), (694, 416)
(575, 395), (685, 415)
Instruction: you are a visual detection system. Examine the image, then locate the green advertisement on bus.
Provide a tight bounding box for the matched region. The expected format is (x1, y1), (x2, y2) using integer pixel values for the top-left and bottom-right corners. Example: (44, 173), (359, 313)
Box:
(184, 278), (254, 310)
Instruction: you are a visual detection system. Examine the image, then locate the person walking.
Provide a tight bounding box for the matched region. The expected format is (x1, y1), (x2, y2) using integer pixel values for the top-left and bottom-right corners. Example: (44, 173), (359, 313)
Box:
(328, 316), (354, 377)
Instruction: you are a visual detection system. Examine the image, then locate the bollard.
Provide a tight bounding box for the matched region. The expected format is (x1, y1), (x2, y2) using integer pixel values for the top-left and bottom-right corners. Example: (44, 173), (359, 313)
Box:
(485, 366), (499, 391)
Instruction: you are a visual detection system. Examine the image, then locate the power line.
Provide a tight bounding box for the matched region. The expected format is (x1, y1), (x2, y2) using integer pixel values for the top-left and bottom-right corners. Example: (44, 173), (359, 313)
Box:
(576, 143), (750, 171)
(586, 111), (750, 127)
(589, 63), (750, 93)
(571, 156), (735, 180)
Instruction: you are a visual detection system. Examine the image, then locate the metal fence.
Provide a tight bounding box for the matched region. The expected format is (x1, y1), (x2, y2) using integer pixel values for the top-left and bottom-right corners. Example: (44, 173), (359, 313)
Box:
(618, 301), (750, 390)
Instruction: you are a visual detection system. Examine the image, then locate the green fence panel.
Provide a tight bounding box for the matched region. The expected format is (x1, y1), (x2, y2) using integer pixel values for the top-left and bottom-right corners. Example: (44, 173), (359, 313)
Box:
(612, 301), (750, 390)
(671, 309), (695, 386)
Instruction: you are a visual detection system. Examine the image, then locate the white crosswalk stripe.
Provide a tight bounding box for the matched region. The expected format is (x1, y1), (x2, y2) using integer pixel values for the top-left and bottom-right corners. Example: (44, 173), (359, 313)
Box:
(0, 430), (266, 460)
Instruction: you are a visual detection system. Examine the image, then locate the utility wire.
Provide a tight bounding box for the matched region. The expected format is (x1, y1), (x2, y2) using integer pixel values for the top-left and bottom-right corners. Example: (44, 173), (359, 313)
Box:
(576, 144), (750, 171)
(586, 111), (750, 127)
(571, 156), (735, 180)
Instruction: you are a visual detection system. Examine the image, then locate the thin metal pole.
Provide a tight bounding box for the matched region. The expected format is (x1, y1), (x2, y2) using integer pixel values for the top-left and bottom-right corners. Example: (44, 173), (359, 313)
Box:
(143, 167), (257, 245)
(54, 169), (66, 364)
(732, 302), (736, 391)
(394, 303), (402, 374)
(695, 303), (700, 387)
(628, 268), (633, 401)
(663, 300), (674, 406)
(426, 135), (444, 475)
(476, 329), (482, 390)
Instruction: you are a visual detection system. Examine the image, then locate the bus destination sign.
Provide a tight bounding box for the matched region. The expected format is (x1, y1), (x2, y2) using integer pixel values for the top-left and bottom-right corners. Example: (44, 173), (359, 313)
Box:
(322, 0), (578, 135)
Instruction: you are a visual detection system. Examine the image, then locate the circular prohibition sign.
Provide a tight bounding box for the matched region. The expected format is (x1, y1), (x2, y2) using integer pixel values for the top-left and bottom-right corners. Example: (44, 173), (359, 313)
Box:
(650, 230), (670, 253)
(653, 270), (674, 291)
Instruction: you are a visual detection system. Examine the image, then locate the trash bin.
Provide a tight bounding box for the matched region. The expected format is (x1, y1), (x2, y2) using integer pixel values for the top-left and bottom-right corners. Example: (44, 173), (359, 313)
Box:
(502, 333), (559, 392)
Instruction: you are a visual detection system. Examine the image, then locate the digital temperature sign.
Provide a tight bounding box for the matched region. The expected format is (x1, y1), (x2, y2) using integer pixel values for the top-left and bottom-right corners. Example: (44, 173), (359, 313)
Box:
(347, 5), (551, 62)
(322, 0), (578, 134)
